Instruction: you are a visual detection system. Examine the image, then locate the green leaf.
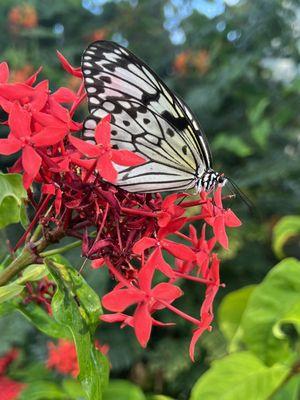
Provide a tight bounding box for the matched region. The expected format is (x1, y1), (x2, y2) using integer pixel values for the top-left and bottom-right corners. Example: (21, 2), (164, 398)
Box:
(271, 375), (300, 400)
(0, 283), (24, 303)
(272, 216), (300, 259)
(273, 300), (300, 339)
(62, 380), (85, 399)
(146, 396), (174, 400)
(17, 302), (71, 339)
(0, 173), (27, 229)
(248, 98), (269, 124)
(218, 285), (256, 350)
(46, 259), (109, 400)
(16, 264), (48, 284)
(241, 258), (300, 365)
(213, 133), (253, 157)
(19, 381), (68, 400)
(103, 380), (146, 400)
(251, 119), (271, 148)
(190, 352), (289, 400)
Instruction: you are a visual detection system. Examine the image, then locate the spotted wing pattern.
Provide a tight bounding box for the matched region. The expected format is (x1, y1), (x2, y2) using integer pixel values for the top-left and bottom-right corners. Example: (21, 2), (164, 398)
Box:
(81, 40), (212, 192)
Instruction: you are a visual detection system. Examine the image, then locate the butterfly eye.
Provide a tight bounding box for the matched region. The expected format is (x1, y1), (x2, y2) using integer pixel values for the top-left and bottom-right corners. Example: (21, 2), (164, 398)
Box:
(217, 175), (227, 187)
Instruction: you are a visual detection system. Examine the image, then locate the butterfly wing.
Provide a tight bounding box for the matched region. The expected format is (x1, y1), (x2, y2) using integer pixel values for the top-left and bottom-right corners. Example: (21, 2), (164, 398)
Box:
(81, 40), (212, 192)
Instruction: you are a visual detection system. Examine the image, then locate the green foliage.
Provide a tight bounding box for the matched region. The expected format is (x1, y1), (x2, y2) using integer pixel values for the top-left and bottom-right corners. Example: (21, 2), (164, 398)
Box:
(46, 259), (109, 400)
(190, 352), (289, 400)
(272, 216), (300, 259)
(20, 382), (69, 400)
(17, 301), (71, 339)
(194, 257), (300, 399)
(103, 380), (146, 400)
(241, 258), (300, 365)
(0, 173), (27, 229)
(0, 282), (24, 303)
(218, 285), (256, 351)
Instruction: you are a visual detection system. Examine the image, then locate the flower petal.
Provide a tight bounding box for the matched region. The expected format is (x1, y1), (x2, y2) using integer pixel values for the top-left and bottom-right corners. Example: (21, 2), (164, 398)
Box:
(95, 114), (111, 146)
(225, 209), (242, 227)
(8, 103), (31, 139)
(31, 126), (67, 147)
(189, 313), (213, 362)
(152, 282), (183, 305)
(69, 135), (100, 157)
(102, 288), (144, 312)
(162, 239), (195, 261)
(0, 136), (21, 155)
(111, 149), (146, 166)
(52, 87), (78, 103)
(56, 51), (83, 77)
(21, 146), (42, 188)
(133, 237), (157, 254)
(0, 62), (9, 83)
(213, 215), (228, 249)
(133, 302), (152, 348)
(97, 153), (118, 183)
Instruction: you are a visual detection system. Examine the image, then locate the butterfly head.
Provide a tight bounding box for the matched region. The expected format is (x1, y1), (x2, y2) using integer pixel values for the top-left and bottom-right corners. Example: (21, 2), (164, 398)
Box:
(197, 169), (227, 192)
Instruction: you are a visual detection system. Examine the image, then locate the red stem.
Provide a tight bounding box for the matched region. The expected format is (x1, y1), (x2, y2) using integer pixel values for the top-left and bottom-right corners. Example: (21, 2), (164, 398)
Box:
(174, 231), (192, 242)
(174, 271), (212, 285)
(14, 194), (52, 252)
(121, 207), (156, 218)
(105, 258), (131, 287)
(159, 299), (200, 326)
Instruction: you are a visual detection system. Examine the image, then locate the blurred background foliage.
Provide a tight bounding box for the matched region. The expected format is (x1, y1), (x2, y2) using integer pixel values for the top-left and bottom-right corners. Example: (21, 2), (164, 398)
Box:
(0, 0), (300, 399)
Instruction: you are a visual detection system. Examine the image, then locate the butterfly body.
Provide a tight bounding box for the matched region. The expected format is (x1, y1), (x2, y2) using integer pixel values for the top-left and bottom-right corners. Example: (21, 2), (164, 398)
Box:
(81, 40), (225, 193)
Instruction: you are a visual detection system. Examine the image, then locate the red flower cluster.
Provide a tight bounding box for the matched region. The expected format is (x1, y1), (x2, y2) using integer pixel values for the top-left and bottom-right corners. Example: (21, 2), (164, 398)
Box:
(0, 52), (241, 361)
(46, 339), (109, 377)
(0, 349), (26, 400)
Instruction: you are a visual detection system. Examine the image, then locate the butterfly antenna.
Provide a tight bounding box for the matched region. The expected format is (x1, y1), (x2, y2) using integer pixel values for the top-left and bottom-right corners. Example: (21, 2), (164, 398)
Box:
(226, 177), (255, 215)
(79, 257), (88, 274)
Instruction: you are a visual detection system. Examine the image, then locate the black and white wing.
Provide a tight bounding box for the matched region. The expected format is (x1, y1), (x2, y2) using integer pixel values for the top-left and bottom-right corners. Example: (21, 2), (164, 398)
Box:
(81, 40), (212, 193)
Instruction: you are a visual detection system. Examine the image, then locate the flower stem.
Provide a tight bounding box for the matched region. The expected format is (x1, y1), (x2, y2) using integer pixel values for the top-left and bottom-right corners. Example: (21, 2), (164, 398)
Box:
(174, 271), (212, 285)
(159, 299), (200, 326)
(121, 206), (156, 218)
(0, 227), (65, 287)
(40, 240), (82, 258)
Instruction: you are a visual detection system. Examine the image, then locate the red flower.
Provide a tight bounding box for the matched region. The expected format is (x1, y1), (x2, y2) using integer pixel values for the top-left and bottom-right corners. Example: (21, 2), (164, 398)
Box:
(0, 349), (26, 400)
(69, 114), (145, 183)
(102, 259), (182, 347)
(46, 339), (108, 377)
(133, 229), (195, 277)
(0, 103), (67, 188)
(56, 51), (83, 78)
(200, 187), (241, 249)
(157, 193), (185, 227)
(0, 62), (9, 83)
(0, 376), (26, 400)
(0, 349), (19, 375)
(47, 339), (79, 377)
(189, 254), (221, 361)
(190, 224), (216, 278)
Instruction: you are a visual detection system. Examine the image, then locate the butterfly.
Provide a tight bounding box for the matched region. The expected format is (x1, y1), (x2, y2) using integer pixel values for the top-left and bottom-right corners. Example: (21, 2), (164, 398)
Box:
(81, 40), (226, 193)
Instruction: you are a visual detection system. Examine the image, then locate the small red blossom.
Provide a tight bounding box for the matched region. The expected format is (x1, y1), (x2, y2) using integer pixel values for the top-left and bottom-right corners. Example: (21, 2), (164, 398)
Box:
(102, 259), (182, 347)
(46, 339), (108, 377)
(70, 114), (145, 183)
(0, 376), (26, 400)
(0, 349), (26, 400)
(47, 339), (79, 377)
(200, 187), (241, 249)
(56, 50), (83, 78)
